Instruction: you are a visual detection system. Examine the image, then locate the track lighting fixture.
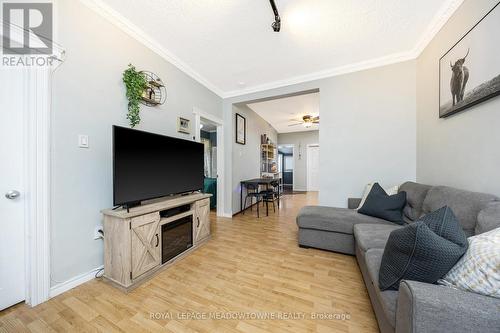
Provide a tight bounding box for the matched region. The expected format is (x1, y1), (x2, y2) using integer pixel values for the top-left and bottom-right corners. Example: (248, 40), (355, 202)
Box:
(269, 0), (281, 32)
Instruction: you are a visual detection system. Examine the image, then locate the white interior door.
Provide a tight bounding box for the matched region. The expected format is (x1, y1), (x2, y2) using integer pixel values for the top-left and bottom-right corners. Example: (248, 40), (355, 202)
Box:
(0, 68), (26, 310)
(307, 145), (320, 191)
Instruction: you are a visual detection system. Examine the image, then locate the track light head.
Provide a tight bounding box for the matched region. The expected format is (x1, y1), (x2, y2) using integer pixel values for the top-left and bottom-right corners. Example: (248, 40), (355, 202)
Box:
(269, 0), (281, 32)
(272, 18), (281, 32)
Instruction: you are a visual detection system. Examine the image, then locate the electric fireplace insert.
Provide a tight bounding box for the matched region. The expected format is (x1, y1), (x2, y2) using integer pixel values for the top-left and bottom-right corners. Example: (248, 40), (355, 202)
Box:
(161, 214), (193, 264)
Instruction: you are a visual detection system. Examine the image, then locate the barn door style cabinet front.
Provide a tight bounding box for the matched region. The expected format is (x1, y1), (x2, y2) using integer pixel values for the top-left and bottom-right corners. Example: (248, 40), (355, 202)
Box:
(130, 212), (161, 279)
(102, 193), (211, 290)
(195, 198), (210, 242)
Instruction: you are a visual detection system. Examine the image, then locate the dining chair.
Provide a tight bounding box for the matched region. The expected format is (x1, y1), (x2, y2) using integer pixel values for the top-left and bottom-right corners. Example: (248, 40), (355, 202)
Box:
(242, 183), (264, 218)
(261, 181), (280, 215)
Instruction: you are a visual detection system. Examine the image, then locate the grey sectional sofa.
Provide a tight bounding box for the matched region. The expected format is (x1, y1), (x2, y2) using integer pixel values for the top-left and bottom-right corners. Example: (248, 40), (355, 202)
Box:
(296, 182), (500, 333)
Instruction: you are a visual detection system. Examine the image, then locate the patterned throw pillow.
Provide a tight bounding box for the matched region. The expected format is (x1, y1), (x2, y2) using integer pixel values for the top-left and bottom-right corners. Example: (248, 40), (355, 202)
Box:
(438, 227), (500, 298)
(379, 206), (468, 290)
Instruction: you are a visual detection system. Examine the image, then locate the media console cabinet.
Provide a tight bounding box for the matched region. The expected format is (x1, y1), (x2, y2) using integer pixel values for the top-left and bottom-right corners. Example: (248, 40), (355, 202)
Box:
(101, 193), (212, 290)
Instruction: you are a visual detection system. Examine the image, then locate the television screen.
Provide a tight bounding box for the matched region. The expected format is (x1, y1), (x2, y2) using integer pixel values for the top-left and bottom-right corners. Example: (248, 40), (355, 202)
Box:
(113, 126), (204, 206)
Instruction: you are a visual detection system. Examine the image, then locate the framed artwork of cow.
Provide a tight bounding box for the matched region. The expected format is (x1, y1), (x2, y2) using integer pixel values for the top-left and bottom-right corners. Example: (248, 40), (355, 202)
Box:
(439, 2), (500, 118)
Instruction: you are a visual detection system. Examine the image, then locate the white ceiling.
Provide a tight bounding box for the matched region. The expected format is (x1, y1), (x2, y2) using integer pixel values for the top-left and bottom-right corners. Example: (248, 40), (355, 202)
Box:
(89, 0), (463, 97)
(278, 146), (294, 155)
(200, 122), (217, 132)
(247, 92), (319, 134)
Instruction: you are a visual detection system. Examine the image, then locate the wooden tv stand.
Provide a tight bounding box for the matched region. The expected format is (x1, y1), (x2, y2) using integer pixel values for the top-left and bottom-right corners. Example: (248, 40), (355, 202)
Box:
(101, 192), (211, 291)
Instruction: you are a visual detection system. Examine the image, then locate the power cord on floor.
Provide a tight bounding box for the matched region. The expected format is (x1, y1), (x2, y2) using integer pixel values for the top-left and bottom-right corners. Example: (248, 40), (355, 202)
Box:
(95, 267), (105, 279)
(50, 227), (105, 283)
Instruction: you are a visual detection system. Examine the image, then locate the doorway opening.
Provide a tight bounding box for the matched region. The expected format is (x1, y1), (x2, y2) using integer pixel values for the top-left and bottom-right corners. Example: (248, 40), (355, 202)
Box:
(230, 88), (320, 215)
(193, 108), (225, 217)
(278, 145), (294, 194)
(200, 119), (218, 212)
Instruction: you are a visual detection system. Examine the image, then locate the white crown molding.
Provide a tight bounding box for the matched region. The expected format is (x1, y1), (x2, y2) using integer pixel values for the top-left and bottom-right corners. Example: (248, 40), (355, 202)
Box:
(411, 0), (465, 58)
(223, 50), (415, 98)
(78, 0), (224, 97)
(78, 0), (463, 99)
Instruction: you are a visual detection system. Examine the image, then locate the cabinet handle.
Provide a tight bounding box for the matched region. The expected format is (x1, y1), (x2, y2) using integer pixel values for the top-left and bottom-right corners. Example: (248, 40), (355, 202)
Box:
(155, 234), (159, 247)
(197, 217), (200, 228)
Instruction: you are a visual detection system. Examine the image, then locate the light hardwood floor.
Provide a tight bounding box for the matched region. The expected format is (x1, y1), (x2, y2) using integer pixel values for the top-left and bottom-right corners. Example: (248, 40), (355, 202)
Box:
(0, 192), (378, 333)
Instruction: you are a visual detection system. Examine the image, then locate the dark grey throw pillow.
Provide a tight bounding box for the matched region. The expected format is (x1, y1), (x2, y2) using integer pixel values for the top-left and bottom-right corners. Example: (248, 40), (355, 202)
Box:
(379, 206), (468, 290)
(358, 183), (406, 224)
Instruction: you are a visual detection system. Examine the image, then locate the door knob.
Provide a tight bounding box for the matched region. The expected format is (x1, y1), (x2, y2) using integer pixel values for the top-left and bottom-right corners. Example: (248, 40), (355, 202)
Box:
(5, 190), (20, 199)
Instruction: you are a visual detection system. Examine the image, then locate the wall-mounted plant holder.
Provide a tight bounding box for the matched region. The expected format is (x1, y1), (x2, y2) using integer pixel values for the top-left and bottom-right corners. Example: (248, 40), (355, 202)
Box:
(139, 71), (167, 106)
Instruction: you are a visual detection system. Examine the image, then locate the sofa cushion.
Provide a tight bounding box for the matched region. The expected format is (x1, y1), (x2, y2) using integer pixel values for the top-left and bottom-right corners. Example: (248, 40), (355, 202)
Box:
(296, 206), (390, 235)
(356, 182), (399, 209)
(365, 248), (399, 327)
(439, 227), (500, 299)
(358, 183), (407, 224)
(422, 186), (498, 236)
(476, 201), (500, 234)
(379, 206), (468, 291)
(399, 182), (431, 222)
(353, 224), (403, 252)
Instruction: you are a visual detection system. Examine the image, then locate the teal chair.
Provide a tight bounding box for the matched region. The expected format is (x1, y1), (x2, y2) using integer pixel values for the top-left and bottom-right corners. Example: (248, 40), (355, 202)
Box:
(203, 178), (217, 209)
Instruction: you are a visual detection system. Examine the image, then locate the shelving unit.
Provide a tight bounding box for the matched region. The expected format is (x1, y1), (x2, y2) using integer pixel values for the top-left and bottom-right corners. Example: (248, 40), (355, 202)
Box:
(261, 143), (279, 178)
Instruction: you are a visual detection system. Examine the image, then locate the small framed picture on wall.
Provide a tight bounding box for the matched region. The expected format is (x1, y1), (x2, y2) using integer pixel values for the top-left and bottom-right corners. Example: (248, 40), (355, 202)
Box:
(177, 117), (191, 134)
(235, 113), (246, 145)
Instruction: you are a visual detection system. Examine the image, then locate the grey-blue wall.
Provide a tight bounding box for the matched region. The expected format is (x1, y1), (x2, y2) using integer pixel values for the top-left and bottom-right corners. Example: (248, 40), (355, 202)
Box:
(416, 0), (500, 196)
(201, 130), (217, 146)
(231, 104), (278, 214)
(223, 61), (417, 214)
(278, 131), (319, 191)
(50, 0), (222, 286)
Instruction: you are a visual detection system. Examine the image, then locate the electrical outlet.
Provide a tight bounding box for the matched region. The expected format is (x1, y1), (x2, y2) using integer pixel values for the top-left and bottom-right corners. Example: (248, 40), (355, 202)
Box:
(78, 135), (89, 148)
(94, 226), (103, 240)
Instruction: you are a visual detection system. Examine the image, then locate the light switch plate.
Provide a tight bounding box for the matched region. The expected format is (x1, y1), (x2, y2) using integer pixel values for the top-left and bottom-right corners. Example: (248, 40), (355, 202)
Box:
(78, 135), (89, 148)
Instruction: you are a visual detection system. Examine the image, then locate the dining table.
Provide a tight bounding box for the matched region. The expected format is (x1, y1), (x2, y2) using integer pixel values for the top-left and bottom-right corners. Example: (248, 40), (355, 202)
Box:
(240, 178), (281, 213)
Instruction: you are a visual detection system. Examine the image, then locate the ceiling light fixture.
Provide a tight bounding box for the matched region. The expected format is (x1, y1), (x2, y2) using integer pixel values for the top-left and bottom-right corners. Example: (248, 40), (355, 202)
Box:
(288, 115), (320, 128)
(269, 0), (281, 32)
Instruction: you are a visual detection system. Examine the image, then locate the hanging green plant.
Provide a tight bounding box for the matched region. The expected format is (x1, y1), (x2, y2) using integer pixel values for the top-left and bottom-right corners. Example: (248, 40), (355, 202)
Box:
(122, 64), (147, 128)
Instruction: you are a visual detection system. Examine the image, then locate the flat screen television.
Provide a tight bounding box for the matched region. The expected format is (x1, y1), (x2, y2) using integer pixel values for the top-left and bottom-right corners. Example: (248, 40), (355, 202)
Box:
(113, 125), (204, 207)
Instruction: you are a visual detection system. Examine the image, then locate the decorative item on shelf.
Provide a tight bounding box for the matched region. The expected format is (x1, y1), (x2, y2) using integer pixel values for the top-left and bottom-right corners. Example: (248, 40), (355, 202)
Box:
(261, 142), (279, 178)
(122, 64), (148, 128)
(139, 71), (167, 107)
(177, 117), (191, 134)
(236, 113), (246, 145)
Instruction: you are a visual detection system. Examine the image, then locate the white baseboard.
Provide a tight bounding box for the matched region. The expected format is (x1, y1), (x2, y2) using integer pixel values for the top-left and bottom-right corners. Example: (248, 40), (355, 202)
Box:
(49, 265), (104, 298)
(293, 187), (307, 192)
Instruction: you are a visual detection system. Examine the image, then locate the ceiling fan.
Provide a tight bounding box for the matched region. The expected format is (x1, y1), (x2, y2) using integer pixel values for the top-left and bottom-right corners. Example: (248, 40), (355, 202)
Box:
(288, 115), (320, 128)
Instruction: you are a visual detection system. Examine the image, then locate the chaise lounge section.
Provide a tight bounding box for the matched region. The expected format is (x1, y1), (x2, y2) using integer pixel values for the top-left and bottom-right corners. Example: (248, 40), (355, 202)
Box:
(297, 182), (500, 333)
(296, 205), (394, 254)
